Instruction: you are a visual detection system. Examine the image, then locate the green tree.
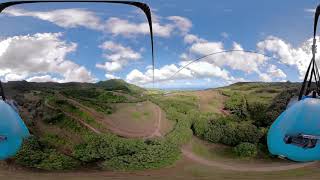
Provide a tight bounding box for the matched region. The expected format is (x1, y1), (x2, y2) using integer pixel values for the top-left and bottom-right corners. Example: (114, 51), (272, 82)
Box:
(233, 142), (257, 158)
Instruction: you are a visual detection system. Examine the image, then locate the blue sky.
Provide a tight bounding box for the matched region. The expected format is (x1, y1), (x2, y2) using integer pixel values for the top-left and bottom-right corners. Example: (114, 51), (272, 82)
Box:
(0, 0), (319, 89)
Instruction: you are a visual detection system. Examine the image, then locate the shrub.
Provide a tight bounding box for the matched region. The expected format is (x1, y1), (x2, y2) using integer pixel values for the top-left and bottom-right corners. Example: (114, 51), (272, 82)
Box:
(225, 93), (248, 119)
(248, 102), (268, 127)
(233, 142), (257, 158)
(73, 134), (181, 170)
(73, 134), (116, 162)
(15, 136), (45, 168)
(36, 150), (80, 170)
(204, 118), (225, 143)
(220, 122), (238, 146)
(192, 117), (209, 138)
(43, 112), (65, 124)
(15, 136), (79, 170)
(235, 122), (262, 144)
(103, 140), (180, 170)
(264, 87), (299, 127)
(203, 117), (262, 146)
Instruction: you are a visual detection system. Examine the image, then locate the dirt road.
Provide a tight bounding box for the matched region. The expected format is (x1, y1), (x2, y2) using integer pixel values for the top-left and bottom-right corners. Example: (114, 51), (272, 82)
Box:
(181, 144), (317, 172)
(44, 99), (102, 134)
(62, 96), (163, 138)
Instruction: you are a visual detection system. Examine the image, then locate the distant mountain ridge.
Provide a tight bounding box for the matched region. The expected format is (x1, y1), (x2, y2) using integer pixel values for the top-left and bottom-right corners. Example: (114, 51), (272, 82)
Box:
(2, 79), (145, 97)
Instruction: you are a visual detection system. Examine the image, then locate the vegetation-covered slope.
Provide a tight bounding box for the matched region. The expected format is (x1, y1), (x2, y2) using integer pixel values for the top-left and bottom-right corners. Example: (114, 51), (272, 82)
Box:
(1, 80), (302, 171)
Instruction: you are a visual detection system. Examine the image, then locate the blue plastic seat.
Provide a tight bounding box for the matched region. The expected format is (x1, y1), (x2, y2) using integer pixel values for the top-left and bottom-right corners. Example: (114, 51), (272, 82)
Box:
(0, 100), (29, 159)
(268, 98), (320, 162)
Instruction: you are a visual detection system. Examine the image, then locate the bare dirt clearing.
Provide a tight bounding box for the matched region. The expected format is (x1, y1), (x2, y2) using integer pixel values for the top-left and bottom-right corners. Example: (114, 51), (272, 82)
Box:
(191, 90), (228, 114)
(64, 96), (172, 138)
(106, 101), (163, 138)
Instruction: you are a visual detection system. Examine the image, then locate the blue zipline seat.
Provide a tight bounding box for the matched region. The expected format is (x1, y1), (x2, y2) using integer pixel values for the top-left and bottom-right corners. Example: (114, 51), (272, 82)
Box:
(0, 100), (29, 160)
(268, 98), (320, 162)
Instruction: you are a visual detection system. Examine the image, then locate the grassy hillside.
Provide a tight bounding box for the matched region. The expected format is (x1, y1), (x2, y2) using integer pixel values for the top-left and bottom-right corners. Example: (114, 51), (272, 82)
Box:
(96, 79), (145, 95)
(1, 81), (303, 171)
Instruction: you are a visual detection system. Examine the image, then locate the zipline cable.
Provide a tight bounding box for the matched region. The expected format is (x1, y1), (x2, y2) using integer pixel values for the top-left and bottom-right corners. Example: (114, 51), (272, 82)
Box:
(168, 49), (282, 81)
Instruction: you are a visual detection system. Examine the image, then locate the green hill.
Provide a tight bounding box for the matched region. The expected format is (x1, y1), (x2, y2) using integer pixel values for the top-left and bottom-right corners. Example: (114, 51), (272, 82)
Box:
(96, 79), (145, 95)
(0, 81), (303, 171)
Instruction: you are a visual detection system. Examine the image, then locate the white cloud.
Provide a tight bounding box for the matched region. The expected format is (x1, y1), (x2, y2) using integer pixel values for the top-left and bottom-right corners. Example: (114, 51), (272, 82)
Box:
(304, 8), (315, 13)
(105, 17), (174, 38)
(4, 73), (26, 82)
(126, 64), (193, 85)
(259, 73), (272, 82)
(221, 32), (229, 38)
(180, 61), (231, 80)
(188, 41), (266, 73)
(105, 73), (120, 79)
(5, 7), (193, 39)
(190, 41), (224, 55)
(96, 41), (141, 72)
(126, 69), (150, 84)
(167, 16), (192, 34)
(257, 36), (314, 78)
(267, 65), (287, 79)
(183, 34), (206, 44)
(126, 60), (234, 85)
(0, 33), (96, 83)
(4, 8), (103, 30)
(27, 75), (59, 82)
(258, 65), (286, 82)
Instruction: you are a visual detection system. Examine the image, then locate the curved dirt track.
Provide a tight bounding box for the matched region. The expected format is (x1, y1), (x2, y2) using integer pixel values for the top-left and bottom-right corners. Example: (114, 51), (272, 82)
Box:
(44, 99), (102, 134)
(46, 94), (318, 172)
(182, 144), (317, 172)
(63, 96), (163, 138)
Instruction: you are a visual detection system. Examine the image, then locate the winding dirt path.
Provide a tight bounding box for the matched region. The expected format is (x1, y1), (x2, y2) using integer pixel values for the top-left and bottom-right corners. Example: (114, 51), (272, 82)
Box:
(46, 94), (317, 172)
(61, 96), (163, 138)
(181, 142), (317, 172)
(44, 99), (102, 134)
(145, 105), (162, 138)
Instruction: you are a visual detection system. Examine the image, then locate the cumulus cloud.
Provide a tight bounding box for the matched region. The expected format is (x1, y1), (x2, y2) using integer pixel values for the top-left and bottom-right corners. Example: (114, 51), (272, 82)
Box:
(126, 61), (234, 85)
(267, 65), (287, 79)
(258, 65), (286, 82)
(96, 41), (141, 72)
(127, 35), (296, 86)
(4, 8), (103, 30)
(180, 61), (231, 80)
(105, 73), (120, 79)
(4, 7), (192, 38)
(188, 41), (266, 73)
(183, 34), (206, 44)
(105, 17), (174, 37)
(167, 16), (192, 34)
(0, 33), (95, 83)
(27, 75), (59, 82)
(257, 36), (314, 78)
(304, 8), (315, 13)
(221, 32), (229, 38)
(126, 64), (193, 84)
(259, 73), (272, 82)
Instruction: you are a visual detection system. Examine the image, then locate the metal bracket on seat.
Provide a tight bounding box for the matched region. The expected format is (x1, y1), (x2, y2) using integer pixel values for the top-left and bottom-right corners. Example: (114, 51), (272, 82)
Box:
(284, 134), (319, 149)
